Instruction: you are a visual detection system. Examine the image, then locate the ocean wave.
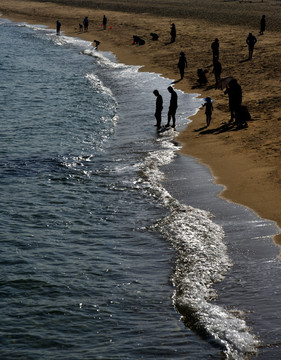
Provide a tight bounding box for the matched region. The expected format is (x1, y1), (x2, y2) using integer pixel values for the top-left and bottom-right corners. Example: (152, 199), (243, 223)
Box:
(139, 137), (259, 359)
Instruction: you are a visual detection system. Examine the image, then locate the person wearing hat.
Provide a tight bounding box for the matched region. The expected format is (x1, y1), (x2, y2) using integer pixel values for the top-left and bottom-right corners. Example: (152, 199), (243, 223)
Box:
(178, 51), (187, 80)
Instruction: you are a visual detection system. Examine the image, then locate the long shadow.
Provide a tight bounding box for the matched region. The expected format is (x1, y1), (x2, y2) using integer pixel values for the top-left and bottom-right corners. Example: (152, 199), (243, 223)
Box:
(194, 125), (208, 132)
(239, 58), (251, 63)
(172, 78), (183, 84)
(194, 122), (248, 135)
(205, 84), (216, 90)
(191, 83), (216, 90)
(191, 84), (206, 90)
(164, 41), (175, 46)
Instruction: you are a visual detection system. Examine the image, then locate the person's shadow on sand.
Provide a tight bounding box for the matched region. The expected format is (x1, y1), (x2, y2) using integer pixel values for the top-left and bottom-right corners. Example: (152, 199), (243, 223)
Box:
(239, 58), (251, 63)
(164, 41), (175, 46)
(191, 84), (216, 90)
(194, 121), (248, 134)
(172, 78), (183, 84)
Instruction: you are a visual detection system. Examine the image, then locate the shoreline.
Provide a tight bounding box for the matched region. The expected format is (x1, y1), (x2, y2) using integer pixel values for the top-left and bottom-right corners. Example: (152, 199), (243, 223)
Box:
(1, 0), (280, 243)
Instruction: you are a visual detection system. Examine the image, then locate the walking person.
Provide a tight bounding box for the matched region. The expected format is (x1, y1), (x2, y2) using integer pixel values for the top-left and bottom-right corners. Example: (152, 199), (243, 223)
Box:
(170, 23), (176, 43)
(153, 90), (163, 131)
(246, 32), (257, 59)
(178, 52), (187, 80)
(166, 86), (178, 129)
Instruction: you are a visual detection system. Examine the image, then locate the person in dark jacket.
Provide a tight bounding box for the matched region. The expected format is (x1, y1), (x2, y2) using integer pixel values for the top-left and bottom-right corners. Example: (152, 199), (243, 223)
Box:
(246, 32), (257, 59)
(224, 79), (242, 122)
(83, 17), (89, 31)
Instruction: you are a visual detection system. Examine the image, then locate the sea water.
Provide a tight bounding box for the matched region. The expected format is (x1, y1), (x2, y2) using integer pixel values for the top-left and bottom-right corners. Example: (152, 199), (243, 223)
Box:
(0, 18), (280, 360)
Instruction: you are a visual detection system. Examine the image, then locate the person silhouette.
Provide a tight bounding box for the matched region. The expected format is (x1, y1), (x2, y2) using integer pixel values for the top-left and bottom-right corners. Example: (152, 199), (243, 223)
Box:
(153, 90), (163, 130)
(211, 38), (219, 63)
(246, 32), (257, 59)
(178, 52), (187, 80)
(213, 59), (222, 84)
(224, 78), (242, 122)
(56, 20), (61, 35)
(260, 15), (266, 35)
(83, 17), (89, 31)
(166, 86), (178, 128)
(170, 23), (176, 43)
(103, 15), (107, 30)
(203, 97), (213, 127)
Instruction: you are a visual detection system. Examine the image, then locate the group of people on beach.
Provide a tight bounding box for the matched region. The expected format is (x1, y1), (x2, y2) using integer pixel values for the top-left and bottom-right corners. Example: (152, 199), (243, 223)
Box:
(175, 14), (264, 129)
(56, 15), (108, 50)
(202, 46), (250, 128)
(153, 87), (178, 131)
(56, 15), (108, 35)
(56, 11), (263, 132)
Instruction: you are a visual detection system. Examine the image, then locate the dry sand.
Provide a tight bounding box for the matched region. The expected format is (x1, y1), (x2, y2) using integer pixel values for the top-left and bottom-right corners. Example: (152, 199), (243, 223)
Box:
(1, 0), (280, 243)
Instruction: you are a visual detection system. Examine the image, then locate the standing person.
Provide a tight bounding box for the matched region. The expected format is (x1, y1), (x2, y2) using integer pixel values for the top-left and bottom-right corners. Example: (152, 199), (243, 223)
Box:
(83, 17), (89, 32)
(170, 23), (176, 43)
(166, 86), (178, 129)
(103, 15), (107, 30)
(224, 78), (242, 122)
(213, 59), (222, 84)
(153, 90), (163, 130)
(203, 97), (213, 127)
(260, 15), (266, 35)
(178, 52), (187, 80)
(56, 20), (61, 35)
(246, 32), (257, 59)
(211, 38), (219, 63)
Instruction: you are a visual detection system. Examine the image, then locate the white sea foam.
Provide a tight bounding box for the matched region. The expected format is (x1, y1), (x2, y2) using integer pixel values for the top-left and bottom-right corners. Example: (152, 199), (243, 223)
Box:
(138, 138), (259, 359)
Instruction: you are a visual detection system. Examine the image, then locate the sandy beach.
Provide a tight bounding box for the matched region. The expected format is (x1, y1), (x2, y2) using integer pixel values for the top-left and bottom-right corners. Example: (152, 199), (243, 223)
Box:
(1, 0), (280, 243)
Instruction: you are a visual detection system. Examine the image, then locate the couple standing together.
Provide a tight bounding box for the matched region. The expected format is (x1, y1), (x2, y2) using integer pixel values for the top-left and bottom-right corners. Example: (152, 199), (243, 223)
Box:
(153, 87), (178, 131)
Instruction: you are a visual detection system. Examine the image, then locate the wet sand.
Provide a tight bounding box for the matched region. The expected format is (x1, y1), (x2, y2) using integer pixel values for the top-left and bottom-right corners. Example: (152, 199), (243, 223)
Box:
(1, 0), (280, 243)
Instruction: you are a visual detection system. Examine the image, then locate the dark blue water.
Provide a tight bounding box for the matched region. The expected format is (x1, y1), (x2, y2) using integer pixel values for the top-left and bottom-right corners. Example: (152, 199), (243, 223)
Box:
(0, 19), (218, 360)
(0, 18), (280, 360)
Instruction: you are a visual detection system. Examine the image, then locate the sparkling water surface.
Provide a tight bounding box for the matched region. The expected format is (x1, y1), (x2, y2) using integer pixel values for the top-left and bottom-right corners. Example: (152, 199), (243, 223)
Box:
(0, 18), (280, 360)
